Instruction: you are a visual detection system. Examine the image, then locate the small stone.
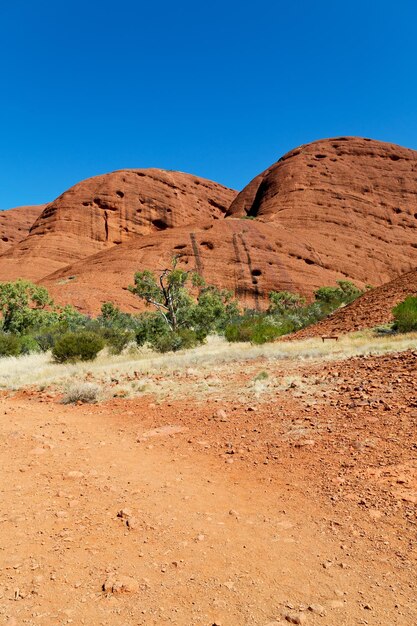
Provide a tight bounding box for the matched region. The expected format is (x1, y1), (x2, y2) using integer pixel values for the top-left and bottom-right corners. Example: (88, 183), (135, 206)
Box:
(285, 613), (306, 624)
(308, 603), (325, 616)
(214, 409), (228, 421)
(102, 575), (139, 594)
(126, 516), (138, 530)
(117, 508), (132, 519)
(196, 534), (205, 541)
(64, 471), (84, 480)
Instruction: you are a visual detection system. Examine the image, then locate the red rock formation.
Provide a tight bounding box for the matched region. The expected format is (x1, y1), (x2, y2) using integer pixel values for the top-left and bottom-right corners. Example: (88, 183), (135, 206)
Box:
(3, 137), (417, 314)
(0, 205), (44, 255)
(40, 219), (369, 314)
(42, 137), (417, 313)
(227, 137), (417, 287)
(0, 170), (236, 281)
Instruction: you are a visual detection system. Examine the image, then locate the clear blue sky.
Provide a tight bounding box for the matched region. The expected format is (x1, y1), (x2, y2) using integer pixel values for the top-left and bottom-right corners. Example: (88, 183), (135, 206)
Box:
(1, 0), (417, 209)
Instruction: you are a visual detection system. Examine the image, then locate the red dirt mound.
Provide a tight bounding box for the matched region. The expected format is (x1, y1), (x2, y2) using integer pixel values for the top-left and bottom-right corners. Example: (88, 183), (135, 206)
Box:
(0, 170), (236, 281)
(0, 205), (45, 255)
(295, 267), (417, 337)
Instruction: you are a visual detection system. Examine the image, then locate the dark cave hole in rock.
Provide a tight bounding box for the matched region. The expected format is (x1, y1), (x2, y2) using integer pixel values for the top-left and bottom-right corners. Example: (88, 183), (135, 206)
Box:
(251, 269), (262, 276)
(200, 241), (214, 250)
(116, 191), (124, 198)
(152, 219), (168, 230)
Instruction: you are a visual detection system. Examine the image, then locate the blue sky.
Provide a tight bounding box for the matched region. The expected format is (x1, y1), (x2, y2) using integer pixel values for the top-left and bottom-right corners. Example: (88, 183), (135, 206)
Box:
(1, 0), (417, 209)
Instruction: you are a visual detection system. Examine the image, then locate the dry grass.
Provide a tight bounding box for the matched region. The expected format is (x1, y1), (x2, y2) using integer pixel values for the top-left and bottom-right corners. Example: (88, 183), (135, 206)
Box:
(0, 331), (416, 393)
(62, 382), (102, 404)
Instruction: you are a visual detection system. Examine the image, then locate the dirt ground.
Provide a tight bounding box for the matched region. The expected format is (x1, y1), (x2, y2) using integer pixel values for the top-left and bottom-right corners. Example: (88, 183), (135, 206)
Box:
(0, 349), (416, 625)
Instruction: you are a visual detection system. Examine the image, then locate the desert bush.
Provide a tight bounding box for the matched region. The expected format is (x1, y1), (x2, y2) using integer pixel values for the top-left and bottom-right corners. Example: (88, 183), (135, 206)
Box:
(99, 327), (135, 354)
(268, 291), (306, 315)
(135, 312), (168, 347)
(149, 328), (200, 353)
(62, 382), (101, 404)
(0, 333), (21, 357)
(392, 296), (417, 332)
(18, 335), (41, 354)
(225, 317), (283, 344)
(52, 331), (105, 363)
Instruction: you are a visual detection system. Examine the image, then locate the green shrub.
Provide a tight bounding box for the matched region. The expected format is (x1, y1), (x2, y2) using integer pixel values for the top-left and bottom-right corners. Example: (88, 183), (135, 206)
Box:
(19, 335), (40, 354)
(225, 318), (283, 344)
(99, 327), (135, 354)
(135, 313), (168, 347)
(52, 331), (105, 363)
(392, 296), (417, 332)
(149, 328), (200, 353)
(0, 333), (21, 357)
(224, 321), (254, 343)
(250, 320), (283, 344)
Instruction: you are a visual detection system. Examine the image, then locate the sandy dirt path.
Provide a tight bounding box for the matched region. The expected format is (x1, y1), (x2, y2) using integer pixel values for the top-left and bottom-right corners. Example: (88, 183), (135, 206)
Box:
(0, 382), (415, 625)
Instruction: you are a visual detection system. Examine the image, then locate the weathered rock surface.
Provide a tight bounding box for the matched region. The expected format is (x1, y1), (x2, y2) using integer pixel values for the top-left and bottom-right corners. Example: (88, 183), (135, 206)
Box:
(41, 218), (353, 313)
(227, 137), (417, 288)
(0, 169), (236, 281)
(3, 137), (417, 313)
(0, 205), (44, 254)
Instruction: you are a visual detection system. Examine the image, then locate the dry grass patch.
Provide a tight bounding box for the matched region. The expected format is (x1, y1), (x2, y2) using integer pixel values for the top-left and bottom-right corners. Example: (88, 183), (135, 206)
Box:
(62, 382), (102, 404)
(0, 331), (416, 396)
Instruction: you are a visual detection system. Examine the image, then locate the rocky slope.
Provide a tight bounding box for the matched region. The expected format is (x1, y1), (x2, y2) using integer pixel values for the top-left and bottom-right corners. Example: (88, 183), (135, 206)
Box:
(0, 170), (236, 281)
(294, 266), (417, 337)
(0, 205), (44, 255)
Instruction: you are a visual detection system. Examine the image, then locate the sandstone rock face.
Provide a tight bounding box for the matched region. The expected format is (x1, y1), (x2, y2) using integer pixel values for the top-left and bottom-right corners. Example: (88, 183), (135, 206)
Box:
(295, 267), (417, 337)
(2, 137), (417, 313)
(40, 218), (371, 314)
(41, 137), (417, 313)
(0, 169), (236, 281)
(227, 137), (417, 288)
(0, 205), (44, 255)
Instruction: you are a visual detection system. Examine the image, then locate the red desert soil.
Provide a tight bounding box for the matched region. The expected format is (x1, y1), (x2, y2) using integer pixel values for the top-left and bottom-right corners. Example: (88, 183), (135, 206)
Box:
(1, 349), (416, 625)
(295, 267), (417, 338)
(0, 170), (236, 282)
(0, 205), (45, 255)
(41, 137), (417, 313)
